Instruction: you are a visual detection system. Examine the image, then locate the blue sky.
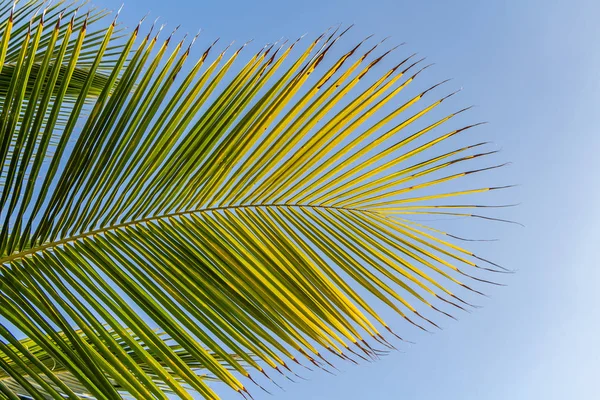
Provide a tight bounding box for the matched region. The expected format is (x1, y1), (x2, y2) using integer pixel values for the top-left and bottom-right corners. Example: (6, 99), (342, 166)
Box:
(94, 0), (599, 398)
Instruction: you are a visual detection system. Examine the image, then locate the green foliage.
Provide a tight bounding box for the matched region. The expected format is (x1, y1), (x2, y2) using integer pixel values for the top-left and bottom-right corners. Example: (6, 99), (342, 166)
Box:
(0, 1), (509, 398)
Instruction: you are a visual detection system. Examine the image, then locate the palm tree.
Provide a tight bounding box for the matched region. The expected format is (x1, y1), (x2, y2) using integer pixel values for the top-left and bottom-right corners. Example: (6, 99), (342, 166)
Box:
(0, 1), (511, 399)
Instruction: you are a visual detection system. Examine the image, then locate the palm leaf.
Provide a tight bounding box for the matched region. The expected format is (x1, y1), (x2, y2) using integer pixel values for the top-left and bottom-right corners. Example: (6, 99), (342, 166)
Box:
(0, 0), (125, 186)
(0, 327), (253, 399)
(0, 1), (511, 399)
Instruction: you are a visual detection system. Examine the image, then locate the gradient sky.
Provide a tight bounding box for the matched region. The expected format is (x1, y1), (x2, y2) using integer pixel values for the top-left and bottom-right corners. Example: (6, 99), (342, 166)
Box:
(94, 0), (599, 398)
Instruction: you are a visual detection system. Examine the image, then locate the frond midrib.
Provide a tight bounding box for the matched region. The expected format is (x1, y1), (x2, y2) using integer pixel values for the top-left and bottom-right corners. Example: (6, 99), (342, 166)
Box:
(1, 203), (380, 265)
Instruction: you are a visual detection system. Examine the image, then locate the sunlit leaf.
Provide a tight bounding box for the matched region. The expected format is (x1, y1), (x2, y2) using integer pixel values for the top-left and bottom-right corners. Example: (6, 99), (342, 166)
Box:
(0, 1), (511, 398)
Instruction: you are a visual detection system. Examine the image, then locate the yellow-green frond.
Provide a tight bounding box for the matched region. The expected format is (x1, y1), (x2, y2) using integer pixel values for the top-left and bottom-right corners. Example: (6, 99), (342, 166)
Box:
(0, 2), (512, 399)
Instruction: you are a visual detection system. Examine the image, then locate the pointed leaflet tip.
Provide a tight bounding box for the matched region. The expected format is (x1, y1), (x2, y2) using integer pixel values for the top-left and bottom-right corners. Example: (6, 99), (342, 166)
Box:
(314, 30), (328, 44)
(144, 17), (159, 39)
(287, 34), (306, 50)
(262, 42), (275, 57)
(32, 0), (44, 21)
(402, 56), (427, 75)
(431, 305), (458, 321)
(383, 42), (404, 55)
(412, 61), (436, 79)
(439, 86), (465, 103)
(325, 23), (354, 51)
(389, 327), (416, 345)
(112, 3), (124, 26)
(449, 150), (500, 166)
(404, 316), (431, 333)
(185, 29), (201, 53)
(390, 52), (417, 73)
(319, 23), (343, 53)
(356, 340), (375, 357)
(458, 270), (508, 287)
(436, 294), (470, 313)
(360, 43), (401, 77)
(270, 39), (288, 61)
(69, 5), (81, 28)
(346, 345), (370, 363)
(241, 386), (256, 400)
(274, 365), (286, 375)
(371, 336), (393, 352)
(341, 23), (355, 36)
(175, 33), (189, 51)
(219, 40), (235, 56)
(40, 6), (47, 25)
(473, 263), (515, 274)
(278, 37), (290, 47)
(330, 22), (343, 35)
(200, 37), (220, 59)
(446, 294), (479, 310)
(55, 10), (64, 29)
(260, 369), (284, 391)
(326, 347), (346, 362)
(464, 162), (512, 176)
(166, 24), (181, 44)
(363, 33), (376, 43)
(280, 362), (305, 381)
(154, 23), (166, 41)
(247, 375), (272, 395)
(454, 105), (475, 115)
(340, 347), (360, 363)
(291, 355), (313, 371)
(467, 212), (524, 227)
(462, 282), (491, 298)
(490, 183), (519, 191)
(414, 311), (442, 330)
(236, 38), (254, 54)
(384, 325), (403, 341)
(360, 40), (381, 61)
(362, 339), (382, 359)
(376, 333), (399, 350)
(83, 10), (90, 31)
(366, 36), (400, 61)
(134, 14), (148, 35)
(454, 121), (488, 135)
(467, 140), (492, 149)
(419, 79), (451, 100)
(137, 11), (150, 27)
(273, 36), (286, 47)
(472, 255), (514, 272)
(316, 352), (339, 371)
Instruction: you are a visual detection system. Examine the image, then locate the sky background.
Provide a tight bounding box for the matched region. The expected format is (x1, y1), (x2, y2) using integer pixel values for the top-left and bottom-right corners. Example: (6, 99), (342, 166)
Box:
(93, 0), (599, 398)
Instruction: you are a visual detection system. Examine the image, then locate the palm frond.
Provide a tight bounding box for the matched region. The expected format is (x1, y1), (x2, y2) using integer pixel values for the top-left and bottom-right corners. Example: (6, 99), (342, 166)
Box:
(0, 0), (125, 185)
(0, 327), (251, 398)
(0, 2), (511, 399)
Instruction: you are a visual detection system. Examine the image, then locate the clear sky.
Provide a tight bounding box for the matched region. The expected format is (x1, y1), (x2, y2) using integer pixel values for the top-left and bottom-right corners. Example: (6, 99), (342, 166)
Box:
(96, 0), (599, 398)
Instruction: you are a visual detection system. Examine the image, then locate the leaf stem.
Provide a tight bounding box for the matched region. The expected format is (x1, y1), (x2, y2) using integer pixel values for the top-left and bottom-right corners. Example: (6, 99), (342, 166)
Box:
(1, 203), (379, 264)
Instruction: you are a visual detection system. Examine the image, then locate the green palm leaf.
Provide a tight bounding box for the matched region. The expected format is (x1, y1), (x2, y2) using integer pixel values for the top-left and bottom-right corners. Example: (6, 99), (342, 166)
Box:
(0, 1), (511, 399)
(0, 0), (125, 187)
(0, 327), (252, 398)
